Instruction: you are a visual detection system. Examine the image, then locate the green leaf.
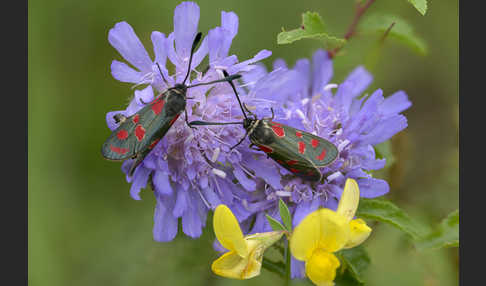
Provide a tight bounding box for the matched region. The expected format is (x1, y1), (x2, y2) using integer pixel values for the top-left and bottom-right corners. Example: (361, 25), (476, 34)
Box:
(358, 14), (427, 56)
(338, 246), (371, 284)
(357, 198), (428, 240)
(407, 0), (428, 16)
(278, 199), (292, 231)
(266, 214), (286, 232)
(416, 209), (459, 251)
(277, 11), (346, 49)
(374, 140), (396, 168)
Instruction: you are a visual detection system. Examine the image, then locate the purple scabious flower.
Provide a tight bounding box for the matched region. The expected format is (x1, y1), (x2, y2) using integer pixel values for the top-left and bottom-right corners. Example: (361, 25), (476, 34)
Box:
(105, 2), (273, 241)
(224, 50), (411, 278)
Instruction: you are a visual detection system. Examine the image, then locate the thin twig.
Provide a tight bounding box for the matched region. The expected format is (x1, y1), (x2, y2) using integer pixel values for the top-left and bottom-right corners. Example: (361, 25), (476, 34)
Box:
(328, 0), (376, 58)
(380, 21), (396, 43)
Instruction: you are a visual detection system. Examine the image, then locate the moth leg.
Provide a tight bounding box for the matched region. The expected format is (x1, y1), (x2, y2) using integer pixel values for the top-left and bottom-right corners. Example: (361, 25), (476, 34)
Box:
(128, 154), (144, 177)
(248, 143), (261, 152)
(185, 109), (196, 129)
(113, 114), (127, 124)
(270, 108), (275, 120)
(230, 132), (249, 150)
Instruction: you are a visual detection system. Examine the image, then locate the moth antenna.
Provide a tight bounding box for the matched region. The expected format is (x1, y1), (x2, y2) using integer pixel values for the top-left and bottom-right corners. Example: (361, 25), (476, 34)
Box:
(222, 70), (248, 120)
(185, 74), (242, 89)
(156, 62), (170, 87)
(182, 32), (202, 85)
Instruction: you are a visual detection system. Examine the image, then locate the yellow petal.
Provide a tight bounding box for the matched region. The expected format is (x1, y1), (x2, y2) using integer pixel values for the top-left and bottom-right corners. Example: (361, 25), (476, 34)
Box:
(343, 218), (372, 249)
(211, 240), (263, 280)
(305, 249), (340, 286)
(290, 209), (350, 261)
(336, 178), (360, 222)
(213, 205), (248, 257)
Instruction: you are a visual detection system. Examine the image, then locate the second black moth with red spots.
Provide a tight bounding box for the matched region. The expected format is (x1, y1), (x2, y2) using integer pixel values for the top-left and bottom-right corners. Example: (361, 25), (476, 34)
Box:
(101, 32), (241, 176)
(190, 71), (338, 182)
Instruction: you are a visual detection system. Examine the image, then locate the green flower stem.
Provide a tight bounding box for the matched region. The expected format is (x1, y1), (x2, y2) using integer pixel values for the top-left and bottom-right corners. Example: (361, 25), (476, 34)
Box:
(285, 238), (291, 286)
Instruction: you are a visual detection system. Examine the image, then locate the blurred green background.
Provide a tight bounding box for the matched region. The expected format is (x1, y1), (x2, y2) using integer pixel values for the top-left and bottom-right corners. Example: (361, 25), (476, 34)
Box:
(28, 0), (458, 285)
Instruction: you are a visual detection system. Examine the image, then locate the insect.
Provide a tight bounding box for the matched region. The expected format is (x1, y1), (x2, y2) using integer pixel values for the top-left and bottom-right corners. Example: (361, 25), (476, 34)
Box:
(189, 71), (338, 182)
(102, 32), (242, 176)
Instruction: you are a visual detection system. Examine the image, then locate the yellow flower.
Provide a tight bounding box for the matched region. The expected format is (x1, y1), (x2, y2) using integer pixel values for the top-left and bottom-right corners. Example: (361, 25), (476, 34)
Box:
(211, 204), (284, 280)
(289, 179), (372, 286)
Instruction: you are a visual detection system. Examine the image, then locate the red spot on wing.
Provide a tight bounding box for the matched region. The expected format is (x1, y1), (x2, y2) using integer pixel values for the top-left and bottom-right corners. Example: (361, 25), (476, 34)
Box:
(135, 125), (146, 141)
(258, 145), (274, 153)
(169, 114), (180, 126)
(151, 99), (165, 115)
(132, 114), (140, 124)
(298, 141), (306, 154)
(287, 160), (298, 165)
(148, 139), (160, 149)
(270, 121), (282, 126)
(110, 145), (129, 155)
(307, 170), (316, 176)
(116, 130), (128, 140)
(316, 148), (327, 161)
(289, 168), (300, 173)
(270, 123), (285, 137)
(276, 159), (284, 165)
(296, 131), (303, 138)
(311, 139), (319, 148)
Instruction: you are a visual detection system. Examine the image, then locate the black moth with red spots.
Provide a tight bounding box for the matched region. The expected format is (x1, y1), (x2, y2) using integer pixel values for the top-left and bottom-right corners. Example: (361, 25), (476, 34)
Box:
(101, 32), (241, 176)
(189, 71), (338, 182)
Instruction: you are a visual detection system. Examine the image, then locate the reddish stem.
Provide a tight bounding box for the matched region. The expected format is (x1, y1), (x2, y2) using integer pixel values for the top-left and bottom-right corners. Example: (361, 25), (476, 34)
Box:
(328, 0), (376, 58)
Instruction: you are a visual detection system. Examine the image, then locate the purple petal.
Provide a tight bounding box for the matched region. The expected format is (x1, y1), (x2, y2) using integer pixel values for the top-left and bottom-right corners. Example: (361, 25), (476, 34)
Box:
(134, 85), (154, 105)
(360, 115), (408, 145)
(129, 166), (151, 200)
(174, 2), (200, 59)
(153, 193), (178, 241)
(291, 256), (306, 279)
(105, 110), (125, 131)
(233, 167), (256, 191)
(221, 11), (238, 38)
(241, 63), (267, 85)
(151, 31), (167, 67)
(181, 191), (206, 238)
(273, 58), (287, 70)
(241, 156), (282, 190)
(208, 27), (224, 62)
(292, 199), (320, 227)
(173, 186), (188, 217)
(381, 90), (412, 117)
(124, 97), (144, 116)
(294, 58), (310, 94)
(190, 35), (209, 74)
(220, 11), (238, 57)
(343, 66), (373, 98)
(250, 69), (300, 102)
(311, 49), (333, 95)
(108, 22), (152, 72)
(357, 178), (389, 198)
(200, 187), (221, 209)
(228, 50), (272, 74)
(153, 170), (172, 195)
(111, 60), (144, 83)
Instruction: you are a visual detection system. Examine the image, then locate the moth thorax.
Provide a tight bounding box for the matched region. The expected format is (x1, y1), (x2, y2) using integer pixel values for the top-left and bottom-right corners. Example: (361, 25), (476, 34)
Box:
(165, 90), (187, 116)
(250, 120), (274, 145)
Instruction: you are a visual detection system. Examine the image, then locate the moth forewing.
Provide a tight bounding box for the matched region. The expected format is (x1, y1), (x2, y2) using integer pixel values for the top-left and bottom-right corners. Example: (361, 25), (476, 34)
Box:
(278, 123), (338, 167)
